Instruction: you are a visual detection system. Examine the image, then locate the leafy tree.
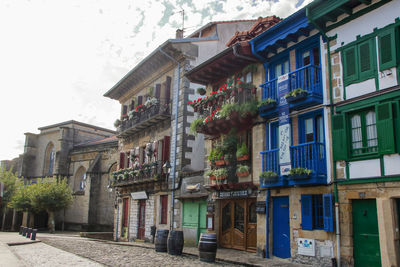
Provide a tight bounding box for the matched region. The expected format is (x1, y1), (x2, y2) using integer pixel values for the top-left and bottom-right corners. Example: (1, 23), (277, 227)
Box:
(30, 177), (73, 233)
(9, 179), (32, 212)
(0, 167), (18, 230)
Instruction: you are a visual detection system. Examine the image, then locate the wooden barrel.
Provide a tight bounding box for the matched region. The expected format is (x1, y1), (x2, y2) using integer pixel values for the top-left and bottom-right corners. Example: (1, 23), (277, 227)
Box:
(155, 229), (169, 252)
(198, 233), (217, 263)
(167, 230), (184, 256)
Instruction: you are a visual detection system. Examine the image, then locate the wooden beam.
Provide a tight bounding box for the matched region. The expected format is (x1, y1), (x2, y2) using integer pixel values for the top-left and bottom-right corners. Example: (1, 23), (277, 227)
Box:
(287, 34), (298, 43)
(338, 5), (353, 15)
(276, 40), (287, 49)
(359, 0), (371, 5)
(299, 28), (310, 37)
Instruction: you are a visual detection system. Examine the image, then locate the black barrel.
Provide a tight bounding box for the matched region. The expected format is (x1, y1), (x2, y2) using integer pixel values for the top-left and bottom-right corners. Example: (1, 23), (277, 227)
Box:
(31, 229), (38, 240)
(198, 233), (217, 263)
(167, 230), (184, 256)
(22, 227), (27, 236)
(155, 229), (169, 252)
(26, 228), (32, 238)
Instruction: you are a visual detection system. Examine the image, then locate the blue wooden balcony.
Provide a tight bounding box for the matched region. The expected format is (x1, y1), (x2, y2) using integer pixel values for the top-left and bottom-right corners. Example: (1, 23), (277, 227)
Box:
(258, 64), (323, 117)
(260, 142), (327, 188)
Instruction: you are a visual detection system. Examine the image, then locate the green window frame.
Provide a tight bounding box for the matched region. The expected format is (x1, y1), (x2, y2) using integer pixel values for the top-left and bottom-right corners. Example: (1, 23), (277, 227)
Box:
(378, 27), (398, 71)
(349, 108), (378, 157)
(342, 38), (376, 86)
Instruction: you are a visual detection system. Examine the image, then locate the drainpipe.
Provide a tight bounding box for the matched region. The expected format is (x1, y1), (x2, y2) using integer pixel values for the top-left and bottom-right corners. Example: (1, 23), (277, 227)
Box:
(159, 47), (180, 231)
(233, 43), (259, 62)
(116, 199), (119, 241)
(265, 189), (270, 258)
(307, 15), (341, 267)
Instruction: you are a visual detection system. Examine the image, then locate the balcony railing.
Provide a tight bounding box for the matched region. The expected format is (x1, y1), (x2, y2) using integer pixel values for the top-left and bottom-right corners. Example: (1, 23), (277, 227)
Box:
(119, 98), (170, 136)
(112, 161), (165, 186)
(260, 142), (326, 186)
(259, 64), (322, 103)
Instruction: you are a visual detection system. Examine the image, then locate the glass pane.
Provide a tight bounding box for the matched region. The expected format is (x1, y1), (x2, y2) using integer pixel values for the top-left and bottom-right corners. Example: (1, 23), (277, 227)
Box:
(305, 118), (314, 142)
(222, 203), (231, 232)
(248, 202), (256, 224)
(234, 203), (244, 233)
(275, 64), (282, 77)
(312, 47), (320, 66)
(317, 116), (324, 143)
(365, 111), (378, 152)
(302, 51), (311, 66)
(283, 60), (289, 74)
(245, 72), (252, 83)
(351, 115), (363, 154)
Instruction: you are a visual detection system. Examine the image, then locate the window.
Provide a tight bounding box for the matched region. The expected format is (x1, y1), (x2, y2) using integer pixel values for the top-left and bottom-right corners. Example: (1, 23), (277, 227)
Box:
(74, 166), (86, 192)
(342, 38), (376, 86)
(350, 110), (378, 155)
(274, 60), (289, 78)
(301, 194), (333, 232)
(160, 195), (168, 224)
(378, 28), (398, 71)
(44, 142), (55, 176)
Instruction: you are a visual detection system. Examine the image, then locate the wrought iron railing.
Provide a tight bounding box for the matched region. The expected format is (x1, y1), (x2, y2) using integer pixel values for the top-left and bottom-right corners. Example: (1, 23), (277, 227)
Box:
(259, 64), (322, 102)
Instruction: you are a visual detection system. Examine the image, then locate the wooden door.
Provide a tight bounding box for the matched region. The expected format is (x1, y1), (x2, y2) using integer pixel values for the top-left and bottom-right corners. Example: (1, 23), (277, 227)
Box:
(232, 200), (245, 250)
(246, 199), (257, 252)
(220, 201), (233, 248)
(121, 198), (129, 239)
(273, 196), (290, 258)
(220, 199), (248, 251)
(352, 199), (381, 267)
(137, 200), (146, 240)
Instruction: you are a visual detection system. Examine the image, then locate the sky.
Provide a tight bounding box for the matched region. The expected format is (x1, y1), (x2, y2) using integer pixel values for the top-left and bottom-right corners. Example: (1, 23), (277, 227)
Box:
(0, 0), (310, 160)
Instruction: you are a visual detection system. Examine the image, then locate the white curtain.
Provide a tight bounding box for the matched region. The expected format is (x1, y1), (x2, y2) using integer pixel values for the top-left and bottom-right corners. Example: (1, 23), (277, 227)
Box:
(351, 115), (362, 151)
(366, 111), (377, 149)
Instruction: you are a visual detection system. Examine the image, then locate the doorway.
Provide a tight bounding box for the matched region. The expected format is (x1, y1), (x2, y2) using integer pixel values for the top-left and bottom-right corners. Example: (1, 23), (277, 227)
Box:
(220, 198), (256, 252)
(273, 196), (290, 258)
(138, 200), (146, 240)
(121, 198), (129, 239)
(352, 199), (381, 267)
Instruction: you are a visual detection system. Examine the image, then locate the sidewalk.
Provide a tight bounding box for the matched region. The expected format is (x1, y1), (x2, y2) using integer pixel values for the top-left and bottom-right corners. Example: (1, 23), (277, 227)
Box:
(0, 232), (37, 267)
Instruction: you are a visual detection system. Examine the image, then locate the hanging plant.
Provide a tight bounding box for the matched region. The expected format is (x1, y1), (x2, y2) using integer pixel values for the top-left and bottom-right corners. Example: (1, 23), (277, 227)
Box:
(197, 87), (206, 95)
(242, 64), (258, 74)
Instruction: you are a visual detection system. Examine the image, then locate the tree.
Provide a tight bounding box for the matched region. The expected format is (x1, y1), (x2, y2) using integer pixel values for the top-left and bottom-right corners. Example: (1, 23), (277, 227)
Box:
(0, 167), (18, 230)
(29, 177), (73, 233)
(10, 179), (32, 212)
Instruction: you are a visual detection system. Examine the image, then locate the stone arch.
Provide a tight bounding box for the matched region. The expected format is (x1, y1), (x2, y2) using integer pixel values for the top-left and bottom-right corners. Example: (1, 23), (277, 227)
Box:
(73, 166), (86, 192)
(43, 142), (55, 176)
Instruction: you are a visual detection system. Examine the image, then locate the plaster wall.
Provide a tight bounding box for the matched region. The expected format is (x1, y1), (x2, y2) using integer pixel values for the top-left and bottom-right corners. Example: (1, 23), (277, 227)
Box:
(348, 158), (381, 179)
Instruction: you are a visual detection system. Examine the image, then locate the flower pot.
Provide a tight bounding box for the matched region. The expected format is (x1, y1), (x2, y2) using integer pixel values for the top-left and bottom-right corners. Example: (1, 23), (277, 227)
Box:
(259, 102), (276, 112)
(237, 155), (249, 161)
(215, 160), (225, 166)
(260, 176), (278, 184)
(209, 175), (216, 180)
(286, 92), (307, 103)
(237, 171), (249, 177)
(289, 174), (309, 180)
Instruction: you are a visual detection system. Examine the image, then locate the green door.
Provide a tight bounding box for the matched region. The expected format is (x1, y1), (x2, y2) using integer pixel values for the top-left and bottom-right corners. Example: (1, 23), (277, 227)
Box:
(352, 199), (381, 267)
(182, 200), (207, 245)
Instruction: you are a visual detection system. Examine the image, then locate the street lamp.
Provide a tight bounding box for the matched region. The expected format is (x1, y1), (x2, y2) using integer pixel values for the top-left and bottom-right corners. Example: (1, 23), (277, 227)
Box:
(162, 160), (171, 181)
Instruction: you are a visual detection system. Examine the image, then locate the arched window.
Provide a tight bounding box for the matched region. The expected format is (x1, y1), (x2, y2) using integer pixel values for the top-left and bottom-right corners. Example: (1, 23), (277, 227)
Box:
(43, 142), (55, 176)
(74, 166), (86, 192)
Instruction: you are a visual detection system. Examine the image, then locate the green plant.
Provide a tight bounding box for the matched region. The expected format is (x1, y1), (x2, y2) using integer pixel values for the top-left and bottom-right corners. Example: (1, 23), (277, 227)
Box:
(238, 101), (258, 117)
(114, 119), (121, 128)
(208, 146), (224, 162)
(148, 87), (154, 97)
(258, 98), (276, 108)
(260, 171), (278, 178)
(236, 165), (249, 173)
(243, 64), (258, 74)
(214, 168), (228, 178)
(219, 103), (240, 118)
(197, 87), (206, 95)
(190, 118), (204, 135)
(236, 143), (249, 158)
(289, 168), (312, 176)
(285, 88), (308, 98)
(205, 170), (215, 177)
(237, 82), (254, 89)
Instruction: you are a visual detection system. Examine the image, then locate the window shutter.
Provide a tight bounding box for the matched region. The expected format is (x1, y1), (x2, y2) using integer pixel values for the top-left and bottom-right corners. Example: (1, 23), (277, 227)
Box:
(139, 147), (144, 165)
(122, 105), (128, 116)
(138, 95), (143, 105)
(392, 101), (400, 153)
(377, 102), (395, 154)
(162, 136), (171, 163)
(332, 114), (348, 160)
(378, 28), (397, 71)
(155, 84), (161, 100)
(130, 100), (135, 111)
(301, 195), (313, 230)
(358, 39), (375, 80)
(323, 194), (333, 232)
(165, 76), (171, 104)
(343, 46), (358, 85)
(119, 152), (125, 169)
(160, 195), (168, 224)
(126, 152), (131, 168)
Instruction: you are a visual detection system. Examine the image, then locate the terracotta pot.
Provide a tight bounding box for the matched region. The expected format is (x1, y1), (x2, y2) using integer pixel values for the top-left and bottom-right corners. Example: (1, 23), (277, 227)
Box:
(237, 155), (249, 161)
(209, 175), (216, 180)
(215, 160), (225, 166)
(237, 171), (249, 177)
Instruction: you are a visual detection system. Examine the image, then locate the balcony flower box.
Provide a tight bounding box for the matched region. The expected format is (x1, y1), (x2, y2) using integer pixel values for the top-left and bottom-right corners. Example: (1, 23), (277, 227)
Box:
(260, 171), (279, 184)
(285, 88), (308, 103)
(288, 168), (311, 180)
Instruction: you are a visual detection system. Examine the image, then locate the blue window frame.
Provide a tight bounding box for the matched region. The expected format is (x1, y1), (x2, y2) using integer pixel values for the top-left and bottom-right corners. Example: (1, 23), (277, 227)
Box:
(298, 110), (325, 144)
(268, 52), (290, 80)
(301, 194), (333, 232)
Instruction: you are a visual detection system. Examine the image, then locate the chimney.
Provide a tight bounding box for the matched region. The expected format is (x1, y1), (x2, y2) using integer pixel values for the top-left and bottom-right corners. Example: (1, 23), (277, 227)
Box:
(176, 29), (183, 39)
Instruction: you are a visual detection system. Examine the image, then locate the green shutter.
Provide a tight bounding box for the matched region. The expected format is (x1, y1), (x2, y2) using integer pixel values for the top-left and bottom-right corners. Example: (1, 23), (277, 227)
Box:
(391, 101), (400, 153)
(343, 46), (358, 85)
(358, 39), (376, 81)
(378, 28), (397, 71)
(332, 114), (348, 160)
(377, 102), (395, 155)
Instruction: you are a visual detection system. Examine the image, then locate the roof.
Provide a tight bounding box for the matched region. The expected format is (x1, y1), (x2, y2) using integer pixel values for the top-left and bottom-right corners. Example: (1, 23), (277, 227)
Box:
(74, 135), (118, 148)
(38, 120), (116, 134)
(187, 19), (258, 38)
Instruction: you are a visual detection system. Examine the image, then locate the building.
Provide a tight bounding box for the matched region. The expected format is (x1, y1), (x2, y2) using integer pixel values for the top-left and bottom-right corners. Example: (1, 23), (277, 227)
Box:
(248, 8), (335, 265)
(185, 16), (281, 253)
(308, 0), (400, 266)
(18, 120), (117, 231)
(104, 20), (260, 244)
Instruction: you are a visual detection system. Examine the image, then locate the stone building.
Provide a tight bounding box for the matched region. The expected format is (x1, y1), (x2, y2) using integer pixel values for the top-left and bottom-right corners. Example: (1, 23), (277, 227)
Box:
(104, 20), (259, 244)
(17, 120), (117, 231)
(186, 16), (281, 253)
(308, 0), (400, 266)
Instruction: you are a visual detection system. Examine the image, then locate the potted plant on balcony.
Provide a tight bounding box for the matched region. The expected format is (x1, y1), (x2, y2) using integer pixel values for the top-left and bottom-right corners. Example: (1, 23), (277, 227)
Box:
(238, 101), (258, 123)
(190, 118), (204, 136)
(236, 143), (249, 161)
(285, 88), (308, 103)
(197, 87), (206, 96)
(258, 98), (277, 111)
(214, 168), (228, 184)
(205, 170), (216, 184)
(114, 119), (121, 128)
(259, 171), (279, 184)
(236, 165), (250, 177)
(288, 168), (312, 180)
